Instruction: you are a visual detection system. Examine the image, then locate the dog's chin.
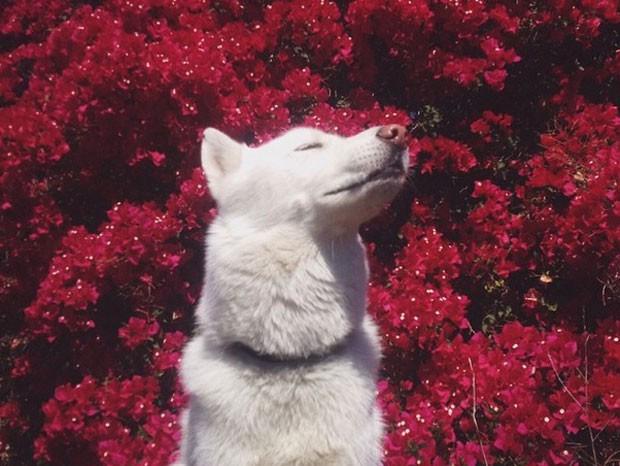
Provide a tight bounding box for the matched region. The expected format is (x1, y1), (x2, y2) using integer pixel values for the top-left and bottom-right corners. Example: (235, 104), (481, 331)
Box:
(323, 158), (407, 198)
(316, 169), (406, 230)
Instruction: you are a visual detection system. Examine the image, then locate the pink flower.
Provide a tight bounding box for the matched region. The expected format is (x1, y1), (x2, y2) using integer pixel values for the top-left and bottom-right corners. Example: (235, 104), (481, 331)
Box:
(118, 317), (160, 348)
(4, 1), (620, 464)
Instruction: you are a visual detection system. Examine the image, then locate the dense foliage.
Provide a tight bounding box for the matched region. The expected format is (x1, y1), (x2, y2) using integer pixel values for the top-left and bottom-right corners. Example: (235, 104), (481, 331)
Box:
(1, 0), (620, 464)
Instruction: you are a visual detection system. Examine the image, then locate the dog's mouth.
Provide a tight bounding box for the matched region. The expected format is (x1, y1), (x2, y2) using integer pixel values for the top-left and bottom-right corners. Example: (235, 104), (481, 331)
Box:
(323, 156), (406, 196)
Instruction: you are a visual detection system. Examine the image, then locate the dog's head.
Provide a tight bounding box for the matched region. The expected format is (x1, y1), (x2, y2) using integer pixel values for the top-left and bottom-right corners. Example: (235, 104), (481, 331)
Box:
(201, 125), (409, 235)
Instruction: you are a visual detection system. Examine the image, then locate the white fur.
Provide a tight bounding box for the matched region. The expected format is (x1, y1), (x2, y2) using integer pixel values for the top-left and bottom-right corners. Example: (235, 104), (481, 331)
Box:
(175, 126), (408, 466)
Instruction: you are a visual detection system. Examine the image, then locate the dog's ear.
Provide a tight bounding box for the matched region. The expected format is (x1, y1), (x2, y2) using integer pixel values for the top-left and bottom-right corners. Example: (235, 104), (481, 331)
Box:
(201, 128), (242, 198)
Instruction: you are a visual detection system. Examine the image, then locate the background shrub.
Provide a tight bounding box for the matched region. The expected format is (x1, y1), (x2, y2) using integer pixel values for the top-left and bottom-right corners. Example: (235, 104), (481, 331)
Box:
(1, 1), (619, 464)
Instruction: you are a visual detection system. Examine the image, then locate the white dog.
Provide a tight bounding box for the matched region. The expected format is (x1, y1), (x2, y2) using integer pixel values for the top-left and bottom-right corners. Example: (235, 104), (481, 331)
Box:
(176, 124), (409, 466)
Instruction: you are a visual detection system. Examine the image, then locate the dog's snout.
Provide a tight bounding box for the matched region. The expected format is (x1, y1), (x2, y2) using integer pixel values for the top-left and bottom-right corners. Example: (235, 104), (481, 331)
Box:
(376, 124), (407, 149)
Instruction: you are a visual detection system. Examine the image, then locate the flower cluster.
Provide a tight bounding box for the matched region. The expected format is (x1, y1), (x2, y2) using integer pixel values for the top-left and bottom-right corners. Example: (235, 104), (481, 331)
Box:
(1, 0), (620, 465)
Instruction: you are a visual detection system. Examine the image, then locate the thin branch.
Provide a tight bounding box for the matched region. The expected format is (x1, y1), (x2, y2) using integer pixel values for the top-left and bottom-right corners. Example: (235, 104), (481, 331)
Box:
(468, 357), (490, 466)
(548, 342), (598, 466)
(603, 449), (620, 466)
(583, 335), (598, 466)
(593, 415), (616, 443)
(547, 352), (583, 408)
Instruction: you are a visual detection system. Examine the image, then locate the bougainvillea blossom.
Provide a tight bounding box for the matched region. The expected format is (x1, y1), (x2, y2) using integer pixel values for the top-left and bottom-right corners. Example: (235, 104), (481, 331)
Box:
(1, 0), (620, 464)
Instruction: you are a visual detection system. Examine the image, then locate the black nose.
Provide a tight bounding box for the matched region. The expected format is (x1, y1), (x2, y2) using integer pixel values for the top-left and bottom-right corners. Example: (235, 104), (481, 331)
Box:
(376, 124), (407, 149)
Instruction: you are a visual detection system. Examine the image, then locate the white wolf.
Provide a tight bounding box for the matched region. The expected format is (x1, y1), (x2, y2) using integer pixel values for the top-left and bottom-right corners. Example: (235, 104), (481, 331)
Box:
(176, 124), (409, 466)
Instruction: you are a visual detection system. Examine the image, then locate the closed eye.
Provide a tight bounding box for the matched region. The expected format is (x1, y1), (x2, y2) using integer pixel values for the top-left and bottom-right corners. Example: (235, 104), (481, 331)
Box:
(294, 142), (323, 151)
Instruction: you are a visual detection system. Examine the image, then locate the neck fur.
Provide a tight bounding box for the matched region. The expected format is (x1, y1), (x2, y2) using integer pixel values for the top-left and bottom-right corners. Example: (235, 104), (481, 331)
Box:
(197, 220), (368, 358)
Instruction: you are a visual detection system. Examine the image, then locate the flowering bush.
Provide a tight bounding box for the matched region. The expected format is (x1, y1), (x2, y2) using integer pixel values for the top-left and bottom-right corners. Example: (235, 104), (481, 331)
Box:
(1, 0), (620, 464)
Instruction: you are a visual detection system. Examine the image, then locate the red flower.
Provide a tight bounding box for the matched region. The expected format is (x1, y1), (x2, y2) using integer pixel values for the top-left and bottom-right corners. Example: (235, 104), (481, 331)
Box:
(118, 317), (160, 348)
(3, 1), (620, 464)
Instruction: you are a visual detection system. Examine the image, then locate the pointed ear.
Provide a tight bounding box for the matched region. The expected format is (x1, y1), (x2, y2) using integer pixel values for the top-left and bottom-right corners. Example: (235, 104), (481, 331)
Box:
(201, 128), (242, 197)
